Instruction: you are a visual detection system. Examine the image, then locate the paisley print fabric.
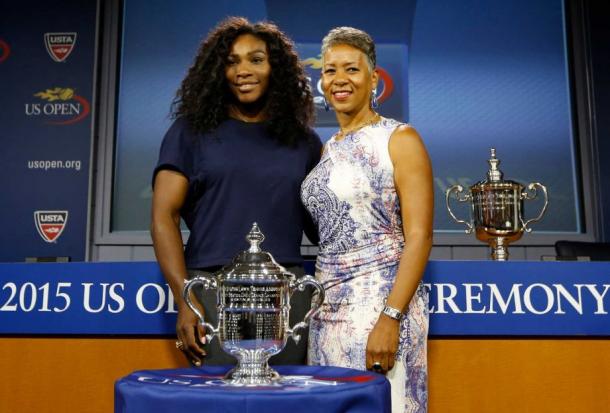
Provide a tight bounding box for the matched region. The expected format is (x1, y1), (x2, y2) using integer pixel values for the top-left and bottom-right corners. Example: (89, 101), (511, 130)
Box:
(301, 117), (429, 413)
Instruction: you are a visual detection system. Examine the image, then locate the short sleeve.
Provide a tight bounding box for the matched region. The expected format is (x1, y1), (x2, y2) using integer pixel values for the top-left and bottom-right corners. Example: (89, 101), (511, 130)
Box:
(152, 118), (196, 188)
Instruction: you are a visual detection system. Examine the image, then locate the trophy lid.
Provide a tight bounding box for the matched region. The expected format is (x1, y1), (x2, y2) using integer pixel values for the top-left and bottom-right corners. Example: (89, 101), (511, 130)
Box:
(486, 148), (503, 182)
(216, 223), (293, 282)
(472, 148), (522, 189)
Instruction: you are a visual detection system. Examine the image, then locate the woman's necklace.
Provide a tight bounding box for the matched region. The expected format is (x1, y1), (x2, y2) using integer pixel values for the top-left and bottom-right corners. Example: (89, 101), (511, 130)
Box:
(335, 112), (381, 141)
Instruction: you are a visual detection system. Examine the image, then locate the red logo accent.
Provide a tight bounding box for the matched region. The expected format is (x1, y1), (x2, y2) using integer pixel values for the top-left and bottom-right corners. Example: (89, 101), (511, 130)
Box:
(376, 67), (394, 103)
(34, 211), (68, 243)
(316, 375), (374, 383)
(44, 33), (77, 62)
(0, 39), (10, 63)
(48, 94), (90, 125)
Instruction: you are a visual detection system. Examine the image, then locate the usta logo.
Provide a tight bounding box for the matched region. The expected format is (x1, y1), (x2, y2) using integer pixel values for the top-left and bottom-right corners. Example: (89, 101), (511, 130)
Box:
(44, 32), (77, 62)
(34, 211), (69, 243)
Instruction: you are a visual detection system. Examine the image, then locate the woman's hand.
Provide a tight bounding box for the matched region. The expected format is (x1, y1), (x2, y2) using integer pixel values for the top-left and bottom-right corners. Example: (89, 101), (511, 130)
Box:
(366, 314), (400, 374)
(176, 302), (207, 366)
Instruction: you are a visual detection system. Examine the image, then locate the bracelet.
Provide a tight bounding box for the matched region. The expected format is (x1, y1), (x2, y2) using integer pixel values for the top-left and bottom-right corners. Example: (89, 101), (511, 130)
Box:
(382, 305), (403, 321)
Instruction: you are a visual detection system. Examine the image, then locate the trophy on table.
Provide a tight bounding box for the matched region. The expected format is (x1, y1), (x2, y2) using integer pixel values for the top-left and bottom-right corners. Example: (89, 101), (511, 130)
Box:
(445, 148), (549, 261)
(183, 223), (325, 386)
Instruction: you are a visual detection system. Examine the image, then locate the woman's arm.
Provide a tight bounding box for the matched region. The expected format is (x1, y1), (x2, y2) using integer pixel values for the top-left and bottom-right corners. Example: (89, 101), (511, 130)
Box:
(365, 125), (434, 373)
(151, 169), (206, 365)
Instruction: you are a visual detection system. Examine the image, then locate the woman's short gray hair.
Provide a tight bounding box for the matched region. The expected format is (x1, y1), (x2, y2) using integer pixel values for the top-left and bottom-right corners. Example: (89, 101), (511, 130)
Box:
(321, 27), (376, 71)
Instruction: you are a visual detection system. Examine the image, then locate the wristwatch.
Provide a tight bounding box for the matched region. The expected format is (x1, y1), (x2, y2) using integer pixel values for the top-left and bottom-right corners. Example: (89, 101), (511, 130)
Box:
(382, 305), (403, 321)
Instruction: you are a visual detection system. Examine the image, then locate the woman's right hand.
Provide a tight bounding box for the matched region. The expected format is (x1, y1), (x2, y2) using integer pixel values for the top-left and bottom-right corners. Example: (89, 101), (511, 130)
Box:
(176, 304), (207, 366)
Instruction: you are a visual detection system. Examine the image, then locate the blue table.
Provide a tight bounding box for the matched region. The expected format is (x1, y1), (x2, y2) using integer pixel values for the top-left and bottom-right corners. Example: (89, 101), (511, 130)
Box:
(115, 365), (390, 413)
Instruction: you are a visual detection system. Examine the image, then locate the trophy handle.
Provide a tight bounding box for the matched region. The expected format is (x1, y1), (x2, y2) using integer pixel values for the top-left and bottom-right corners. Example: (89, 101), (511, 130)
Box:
(520, 182), (549, 232)
(183, 276), (219, 343)
(445, 185), (474, 233)
(287, 275), (325, 345)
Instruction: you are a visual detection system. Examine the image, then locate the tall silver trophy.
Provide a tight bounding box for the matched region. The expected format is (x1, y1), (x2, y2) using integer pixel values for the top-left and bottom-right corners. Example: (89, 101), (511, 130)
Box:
(183, 223), (325, 385)
(445, 148), (549, 261)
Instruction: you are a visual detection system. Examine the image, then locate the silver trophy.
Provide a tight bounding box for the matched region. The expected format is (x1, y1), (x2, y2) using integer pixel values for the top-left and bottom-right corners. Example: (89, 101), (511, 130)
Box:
(445, 148), (549, 261)
(183, 223), (325, 386)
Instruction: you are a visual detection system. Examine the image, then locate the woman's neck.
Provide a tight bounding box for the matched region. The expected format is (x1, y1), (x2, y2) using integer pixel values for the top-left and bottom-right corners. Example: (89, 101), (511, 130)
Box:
(228, 102), (268, 123)
(336, 107), (379, 134)
(336, 107), (376, 131)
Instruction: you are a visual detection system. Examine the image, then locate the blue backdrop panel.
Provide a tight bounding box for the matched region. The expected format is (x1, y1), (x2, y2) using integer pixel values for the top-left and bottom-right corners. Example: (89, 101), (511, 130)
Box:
(409, 0), (579, 232)
(111, 0), (580, 235)
(1, 261), (609, 336)
(0, 0), (97, 262)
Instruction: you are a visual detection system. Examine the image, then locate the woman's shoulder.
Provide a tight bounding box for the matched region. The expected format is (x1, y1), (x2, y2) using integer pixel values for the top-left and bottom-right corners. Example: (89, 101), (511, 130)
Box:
(391, 123), (419, 139)
(387, 121), (429, 165)
(164, 116), (198, 139)
(377, 116), (409, 132)
(159, 116), (212, 157)
(375, 116), (419, 140)
(364, 117), (413, 146)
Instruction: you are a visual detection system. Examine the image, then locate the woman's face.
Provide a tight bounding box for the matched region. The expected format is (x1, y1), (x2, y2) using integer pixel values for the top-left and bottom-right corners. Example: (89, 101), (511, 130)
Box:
(321, 44), (378, 115)
(225, 34), (271, 105)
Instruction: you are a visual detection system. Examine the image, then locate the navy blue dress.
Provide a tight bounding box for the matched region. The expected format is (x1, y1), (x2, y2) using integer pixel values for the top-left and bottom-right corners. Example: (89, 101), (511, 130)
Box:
(154, 117), (322, 365)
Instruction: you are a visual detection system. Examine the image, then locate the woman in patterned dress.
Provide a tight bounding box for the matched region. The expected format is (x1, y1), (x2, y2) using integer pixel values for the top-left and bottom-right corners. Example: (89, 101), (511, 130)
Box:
(300, 27), (433, 413)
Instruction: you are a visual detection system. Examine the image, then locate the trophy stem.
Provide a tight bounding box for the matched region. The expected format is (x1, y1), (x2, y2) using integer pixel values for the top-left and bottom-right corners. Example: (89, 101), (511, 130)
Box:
(223, 349), (280, 386)
(490, 238), (509, 261)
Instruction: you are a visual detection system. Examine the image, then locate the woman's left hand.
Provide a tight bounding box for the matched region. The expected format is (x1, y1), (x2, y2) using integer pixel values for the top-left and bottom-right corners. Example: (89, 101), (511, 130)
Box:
(366, 314), (400, 374)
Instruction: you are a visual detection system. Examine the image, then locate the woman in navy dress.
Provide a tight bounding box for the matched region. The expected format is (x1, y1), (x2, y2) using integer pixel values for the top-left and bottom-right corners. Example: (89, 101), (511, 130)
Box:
(152, 17), (321, 367)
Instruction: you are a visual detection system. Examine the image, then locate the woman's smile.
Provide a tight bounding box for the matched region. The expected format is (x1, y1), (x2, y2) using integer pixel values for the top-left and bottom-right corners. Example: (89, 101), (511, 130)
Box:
(332, 90), (352, 101)
(235, 81), (260, 93)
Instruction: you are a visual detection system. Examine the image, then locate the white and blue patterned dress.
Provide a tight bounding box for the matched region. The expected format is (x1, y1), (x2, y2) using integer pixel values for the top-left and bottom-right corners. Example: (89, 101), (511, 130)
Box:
(301, 117), (429, 413)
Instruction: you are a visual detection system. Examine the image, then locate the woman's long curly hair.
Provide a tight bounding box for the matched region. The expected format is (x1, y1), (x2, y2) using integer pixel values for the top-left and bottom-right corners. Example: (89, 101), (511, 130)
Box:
(172, 17), (314, 146)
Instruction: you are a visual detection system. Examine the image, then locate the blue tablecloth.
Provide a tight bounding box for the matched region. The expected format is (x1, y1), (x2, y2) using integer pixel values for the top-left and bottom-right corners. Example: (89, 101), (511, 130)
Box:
(115, 365), (390, 413)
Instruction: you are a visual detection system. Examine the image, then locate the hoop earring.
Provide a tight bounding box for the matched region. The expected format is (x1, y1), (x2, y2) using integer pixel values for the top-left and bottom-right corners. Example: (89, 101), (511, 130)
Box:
(371, 89), (379, 109)
(323, 96), (330, 112)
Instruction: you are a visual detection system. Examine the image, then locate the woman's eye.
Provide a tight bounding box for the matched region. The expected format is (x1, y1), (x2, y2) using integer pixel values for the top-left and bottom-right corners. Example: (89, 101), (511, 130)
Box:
(347, 67), (359, 72)
(323, 69), (335, 74)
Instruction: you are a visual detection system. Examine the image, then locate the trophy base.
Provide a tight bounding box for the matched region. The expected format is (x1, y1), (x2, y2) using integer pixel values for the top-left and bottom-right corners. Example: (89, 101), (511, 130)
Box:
(221, 347), (283, 386)
(223, 360), (280, 386)
(489, 237), (510, 261)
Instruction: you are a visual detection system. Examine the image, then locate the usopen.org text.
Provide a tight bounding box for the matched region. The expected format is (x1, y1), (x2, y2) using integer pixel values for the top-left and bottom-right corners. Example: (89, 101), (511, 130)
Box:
(28, 159), (82, 171)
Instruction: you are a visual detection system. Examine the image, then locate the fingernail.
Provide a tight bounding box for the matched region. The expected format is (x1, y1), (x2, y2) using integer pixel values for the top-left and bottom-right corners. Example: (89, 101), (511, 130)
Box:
(200, 336), (206, 344)
(194, 361), (201, 366)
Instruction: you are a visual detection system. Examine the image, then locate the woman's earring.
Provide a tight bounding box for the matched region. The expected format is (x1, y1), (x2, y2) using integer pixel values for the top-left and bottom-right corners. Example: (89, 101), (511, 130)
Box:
(371, 89), (379, 109)
(323, 96), (330, 112)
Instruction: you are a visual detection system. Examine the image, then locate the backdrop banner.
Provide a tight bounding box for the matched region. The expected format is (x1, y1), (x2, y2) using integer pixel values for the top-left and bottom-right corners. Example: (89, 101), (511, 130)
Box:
(1, 261), (608, 336)
(0, 0), (97, 262)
